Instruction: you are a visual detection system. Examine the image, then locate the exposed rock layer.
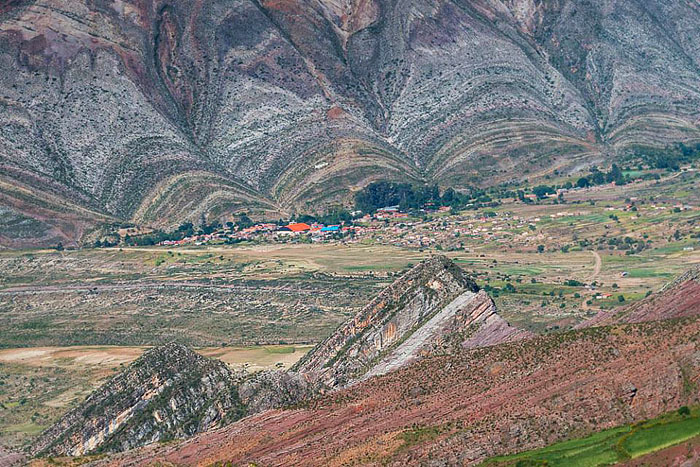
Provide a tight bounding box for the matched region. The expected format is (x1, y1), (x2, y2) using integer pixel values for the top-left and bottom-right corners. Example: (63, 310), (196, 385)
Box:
(98, 315), (700, 466)
(1, 0), (699, 246)
(293, 255), (480, 386)
(31, 343), (315, 457)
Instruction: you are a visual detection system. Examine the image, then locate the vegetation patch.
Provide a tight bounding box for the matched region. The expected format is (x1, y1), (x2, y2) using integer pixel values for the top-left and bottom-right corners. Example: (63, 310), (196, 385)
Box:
(482, 405), (700, 466)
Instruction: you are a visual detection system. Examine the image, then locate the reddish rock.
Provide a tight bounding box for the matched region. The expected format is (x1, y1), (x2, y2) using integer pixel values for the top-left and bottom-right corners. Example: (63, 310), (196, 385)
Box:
(99, 317), (700, 466)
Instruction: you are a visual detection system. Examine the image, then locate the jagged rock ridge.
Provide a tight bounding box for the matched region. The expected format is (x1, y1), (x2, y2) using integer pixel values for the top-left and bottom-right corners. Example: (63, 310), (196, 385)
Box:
(293, 255), (529, 386)
(31, 343), (315, 457)
(98, 296), (700, 466)
(30, 257), (525, 458)
(31, 343), (245, 457)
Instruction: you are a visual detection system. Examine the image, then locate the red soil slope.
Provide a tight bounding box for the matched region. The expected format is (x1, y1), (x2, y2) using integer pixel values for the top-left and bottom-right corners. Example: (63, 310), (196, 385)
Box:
(580, 267), (700, 328)
(101, 317), (700, 466)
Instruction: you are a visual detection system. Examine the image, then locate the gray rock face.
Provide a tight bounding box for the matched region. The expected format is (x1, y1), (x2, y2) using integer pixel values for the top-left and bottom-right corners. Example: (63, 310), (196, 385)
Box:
(293, 256), (529, 387)
(30, 343), (317, 458)
(1, 0), (699, 246)
(31, 343), (246, 457)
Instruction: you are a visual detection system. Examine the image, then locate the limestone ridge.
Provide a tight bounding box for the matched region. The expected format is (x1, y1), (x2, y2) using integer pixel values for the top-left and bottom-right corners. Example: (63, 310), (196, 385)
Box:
(293, 255), (529, 387)
(30, 343), (243, 457)
(30, 344), (316, 457)
(30, 257), (526, 457)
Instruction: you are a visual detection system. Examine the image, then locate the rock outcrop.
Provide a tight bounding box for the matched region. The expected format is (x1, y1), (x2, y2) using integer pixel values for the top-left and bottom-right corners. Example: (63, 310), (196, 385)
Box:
(293, 255), (477, 386)
(363, 289), (532, 379)
(30, 343), (316, 457)
(100, 312), (700, 466)
(293, 256), (529, 386)
(31, 343), (245, 457)
(30, 257), (525, 457)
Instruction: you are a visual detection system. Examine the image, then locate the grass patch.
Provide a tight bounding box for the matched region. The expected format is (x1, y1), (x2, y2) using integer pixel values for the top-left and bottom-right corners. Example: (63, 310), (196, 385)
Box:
(482, 405), (700, 466)
(263, 346), (296, 354)
(4, 422), (46, 435)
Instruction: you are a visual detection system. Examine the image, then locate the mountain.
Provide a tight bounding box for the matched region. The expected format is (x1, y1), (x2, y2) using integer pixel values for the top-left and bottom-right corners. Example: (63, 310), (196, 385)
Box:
(293, 255), (529, 386)
(30, 343), (316, 457)
(2, 0), (699, 246)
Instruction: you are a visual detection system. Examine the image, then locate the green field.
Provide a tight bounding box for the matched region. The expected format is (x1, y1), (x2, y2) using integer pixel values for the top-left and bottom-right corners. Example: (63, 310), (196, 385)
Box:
(482, 405), (700, 466)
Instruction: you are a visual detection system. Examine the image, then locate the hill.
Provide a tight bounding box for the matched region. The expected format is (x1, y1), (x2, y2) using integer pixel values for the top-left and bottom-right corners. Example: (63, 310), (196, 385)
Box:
(90, 265), (700, 465)
(1, 0), (699, 246)
(293, 255), (529, 386)
(580, 265), (700, 328)
(97, 315), (700, 466)
(30, 343), (315, 457)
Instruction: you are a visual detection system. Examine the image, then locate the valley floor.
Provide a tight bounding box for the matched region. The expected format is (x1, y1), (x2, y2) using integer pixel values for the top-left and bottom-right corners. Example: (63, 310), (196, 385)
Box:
(1, 169), (698, 455)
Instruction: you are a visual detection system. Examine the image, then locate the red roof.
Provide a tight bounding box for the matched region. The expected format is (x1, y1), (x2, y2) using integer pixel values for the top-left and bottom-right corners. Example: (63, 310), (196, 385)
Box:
(286, 222), (311, 232)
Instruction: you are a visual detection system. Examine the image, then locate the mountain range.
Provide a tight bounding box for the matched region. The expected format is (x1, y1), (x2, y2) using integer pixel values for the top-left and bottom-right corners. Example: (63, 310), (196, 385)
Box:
(1, 0), (699, 247)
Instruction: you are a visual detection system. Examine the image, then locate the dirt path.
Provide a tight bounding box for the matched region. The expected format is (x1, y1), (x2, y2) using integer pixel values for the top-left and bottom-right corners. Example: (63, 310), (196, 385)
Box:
(588, 250), (602, 282)
(0, 281), (310, 295)
(581, 250), (602, 310)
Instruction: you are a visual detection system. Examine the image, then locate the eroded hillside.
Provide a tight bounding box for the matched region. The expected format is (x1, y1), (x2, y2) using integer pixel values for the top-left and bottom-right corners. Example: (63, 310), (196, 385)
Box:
(1, 0), (699, 246)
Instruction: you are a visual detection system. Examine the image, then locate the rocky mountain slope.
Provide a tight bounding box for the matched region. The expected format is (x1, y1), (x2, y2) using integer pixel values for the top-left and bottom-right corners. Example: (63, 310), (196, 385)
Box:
(100, 314), (700, 466)
(2, 0), (699, 246)
(85, 264), (700, 466)
(29, 256), (525, 458)
(30, 343), (315, 457)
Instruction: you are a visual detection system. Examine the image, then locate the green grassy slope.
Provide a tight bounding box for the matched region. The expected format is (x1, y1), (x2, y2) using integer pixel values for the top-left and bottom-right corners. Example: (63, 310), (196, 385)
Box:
(482, 405), (700, 466)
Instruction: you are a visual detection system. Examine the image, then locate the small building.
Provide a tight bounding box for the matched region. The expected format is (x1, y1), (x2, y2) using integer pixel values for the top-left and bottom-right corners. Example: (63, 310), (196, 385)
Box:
(279, 222), (311, 233)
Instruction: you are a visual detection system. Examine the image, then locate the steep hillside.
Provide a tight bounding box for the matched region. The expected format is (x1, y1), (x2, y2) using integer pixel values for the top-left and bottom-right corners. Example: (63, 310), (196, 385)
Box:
(98, 315), (700, 466)
(90, 264), (700, 465)
(30, 343), (316, 457)
(1, 0), (699, 246)
(27, 256), (525, 459)
(580, 265), (700, 328)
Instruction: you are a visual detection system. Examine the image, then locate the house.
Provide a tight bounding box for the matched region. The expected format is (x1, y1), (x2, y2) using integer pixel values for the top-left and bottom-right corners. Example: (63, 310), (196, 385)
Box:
(376, 206), (400, 216)
(321, 225), (341, 233)
(279, 222), (311, 233)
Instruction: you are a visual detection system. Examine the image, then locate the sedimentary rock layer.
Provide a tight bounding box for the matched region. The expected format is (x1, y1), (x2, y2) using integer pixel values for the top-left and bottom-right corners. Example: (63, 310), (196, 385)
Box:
(1, 0), (699, 246)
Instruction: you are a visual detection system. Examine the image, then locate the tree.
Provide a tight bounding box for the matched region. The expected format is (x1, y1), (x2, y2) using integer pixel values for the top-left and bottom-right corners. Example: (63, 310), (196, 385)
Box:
(237, 215), (253, 229)
(532, 185), (555, 199)
(618, 295), (625, 303)
(537, 245), (545, 253)
(576, 177), (590, 188)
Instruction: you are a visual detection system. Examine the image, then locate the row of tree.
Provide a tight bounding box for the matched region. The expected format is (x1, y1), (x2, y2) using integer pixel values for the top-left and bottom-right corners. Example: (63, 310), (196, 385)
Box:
(353, 181), (489, 214)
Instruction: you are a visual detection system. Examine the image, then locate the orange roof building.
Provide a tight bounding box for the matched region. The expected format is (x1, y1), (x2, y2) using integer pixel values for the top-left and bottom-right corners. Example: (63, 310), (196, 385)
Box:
(284, 222), (311, 232)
